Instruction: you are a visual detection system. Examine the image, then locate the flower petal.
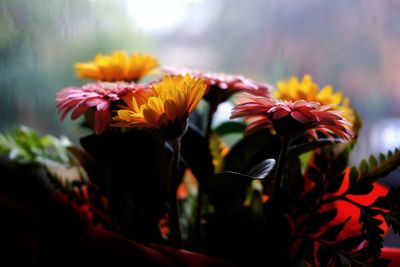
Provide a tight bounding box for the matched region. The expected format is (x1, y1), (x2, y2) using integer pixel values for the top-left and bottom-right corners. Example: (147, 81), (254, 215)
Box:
(71, 104), (90, 120)
(291, 110), (312, 124)
(95, 109), (111, 134)
(273, 108), (290, 120)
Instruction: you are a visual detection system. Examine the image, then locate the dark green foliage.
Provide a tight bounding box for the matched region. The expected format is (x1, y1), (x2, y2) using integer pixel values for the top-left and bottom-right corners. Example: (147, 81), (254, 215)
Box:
(350, 148), (400, 186)
(0, 125), (87, 188)
(214, 121), (246, 136)
(0, 125), (74, 166)
(223, 129), (280, 173)
(3, 121), (400, 266)
(181, 123), (215, 183)
(80, 130), (169, 242)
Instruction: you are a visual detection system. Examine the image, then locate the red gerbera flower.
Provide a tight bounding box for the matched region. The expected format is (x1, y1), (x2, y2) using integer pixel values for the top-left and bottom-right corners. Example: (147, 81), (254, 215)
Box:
(231, 93), (353, 141)
(56, 82), (149, 135)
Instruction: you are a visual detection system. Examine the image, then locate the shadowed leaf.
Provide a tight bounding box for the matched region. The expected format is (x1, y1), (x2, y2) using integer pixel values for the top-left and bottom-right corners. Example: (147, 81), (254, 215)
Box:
(336, 234), (367, 251)
(181, 123), (215, 184)
(319, 216), (351, 241)
(214, 121), (246, 136)
(306, 209), (337, 235)
(289, 138), (344, 156)
(223, 129), (280, 173)
(247, 158), (276, 179)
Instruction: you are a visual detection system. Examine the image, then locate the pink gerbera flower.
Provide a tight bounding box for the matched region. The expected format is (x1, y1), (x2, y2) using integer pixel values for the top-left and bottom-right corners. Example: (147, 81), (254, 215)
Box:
(231, 93), (354, 141)
(56, 82), (149, 135)
(163, 67), (271, 106)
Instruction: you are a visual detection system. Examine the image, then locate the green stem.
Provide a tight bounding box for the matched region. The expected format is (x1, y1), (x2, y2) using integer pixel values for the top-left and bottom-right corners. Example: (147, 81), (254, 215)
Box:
(265, 138), (292, 260)
(193, 105), (216, 242)
(205, 104), (216, 138)
(272, 138), (291, 198)
(168, 137), (182, 248)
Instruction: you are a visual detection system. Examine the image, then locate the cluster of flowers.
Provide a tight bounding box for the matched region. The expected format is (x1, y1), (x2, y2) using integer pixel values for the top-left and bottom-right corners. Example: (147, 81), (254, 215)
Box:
(55, 51), (400, 267)
(57, 50), (353, 143)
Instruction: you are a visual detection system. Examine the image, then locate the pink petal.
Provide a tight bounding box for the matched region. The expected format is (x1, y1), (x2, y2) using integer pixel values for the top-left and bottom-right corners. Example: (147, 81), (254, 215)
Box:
(96, 100), (110, 111)
(273, 108), (290, 120)
(219, 82), (228, 89)
(291, 110), (313, 124)
(269, 103), (290, 113)
(59, 105), (76, 121)
(95, 109), (111, 135)
(245, 117), (272, 135)
(57, 98), (82, 111)
(319, 104), (336, 111)
(71, 104), (90, 120)
(85, 98), (106, 107)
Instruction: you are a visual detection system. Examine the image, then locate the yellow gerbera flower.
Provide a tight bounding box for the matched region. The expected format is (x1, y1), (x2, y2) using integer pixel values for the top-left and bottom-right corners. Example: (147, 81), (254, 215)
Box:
(75, 51), (159, 82)
(113, 74), (207, 140)
(274, 75), (354, 122)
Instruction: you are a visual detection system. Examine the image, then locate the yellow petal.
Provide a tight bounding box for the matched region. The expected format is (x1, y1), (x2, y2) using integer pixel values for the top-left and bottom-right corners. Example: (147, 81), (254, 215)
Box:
(164, 99), (178, 120)
(143, 108), (160, 126)
(148, 96), (164, 114)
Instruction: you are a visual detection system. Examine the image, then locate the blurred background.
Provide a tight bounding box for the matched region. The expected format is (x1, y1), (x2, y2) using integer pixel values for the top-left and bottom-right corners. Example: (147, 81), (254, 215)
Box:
(1, 0), (400, 238)
(2, 0), (400, 155)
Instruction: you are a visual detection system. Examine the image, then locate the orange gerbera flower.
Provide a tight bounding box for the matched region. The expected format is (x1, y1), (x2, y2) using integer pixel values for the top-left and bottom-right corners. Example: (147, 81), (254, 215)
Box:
(113, 74), (207, 140)
(75, 51), (159, 82)
(231, 93), (353, 141)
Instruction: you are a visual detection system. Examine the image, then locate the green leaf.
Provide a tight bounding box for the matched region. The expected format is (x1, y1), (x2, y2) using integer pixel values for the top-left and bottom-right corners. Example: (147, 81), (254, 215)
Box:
(307, 165), (323, 186)
(207, 159), (274, 208)
(0, 125), (84, 189)
(296, 186), (320, 215)
(355, 209), (385, 262)
(289, 138), (344, 156)
(181, 123), (215, 184)
(359, 159), (370, 176)
(352, 148), (400, 184)
(214, 121), (246, 136)
(379, 153), (386, 162)
(350, 167), (359, 184)
(223, 129), (280, 173)
(347, 183), (374, 195)
(369, 155), (378, 169)
(326, 173), (345, 193)
(80, 130), (170, 239)
(247, 158), (276, 179)
(68, 146), (105, 187)
(299, 151), (312, 172)
(206, 171), (251, 211)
